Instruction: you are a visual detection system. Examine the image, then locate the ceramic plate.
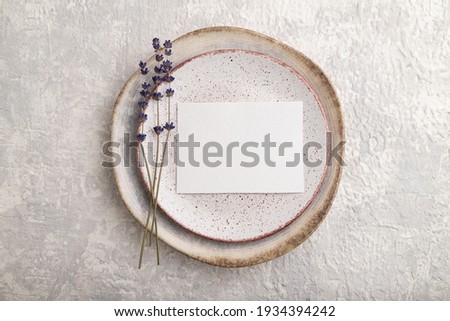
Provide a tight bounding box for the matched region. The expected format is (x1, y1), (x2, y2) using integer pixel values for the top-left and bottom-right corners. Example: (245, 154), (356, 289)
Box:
(112, 27), (344, 266)
(138, 50), (328, 242)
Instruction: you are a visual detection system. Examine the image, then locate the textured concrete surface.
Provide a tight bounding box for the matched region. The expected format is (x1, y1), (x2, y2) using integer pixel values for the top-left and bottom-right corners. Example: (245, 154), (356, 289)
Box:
(0, 0), (449, 300)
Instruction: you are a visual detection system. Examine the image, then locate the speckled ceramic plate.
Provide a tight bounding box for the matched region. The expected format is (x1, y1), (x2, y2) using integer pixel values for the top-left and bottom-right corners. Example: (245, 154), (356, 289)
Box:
(138, 50), (328, 242)
(112, 27), (344, 266)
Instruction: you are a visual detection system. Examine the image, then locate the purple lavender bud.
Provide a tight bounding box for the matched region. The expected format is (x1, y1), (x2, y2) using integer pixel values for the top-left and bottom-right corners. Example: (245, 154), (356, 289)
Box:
(139, 61), (146, 68)
(163, 122), (175, 130)
(152, 76), (163, 85)
(152, 38), (160, 51)
(157, 65), (166, 73)
(155, 54), (164, 62)
(140, 90), (150, 97)
(163, 75), (175, 83)
(142, 82), (151, 89)
(137, 133), (147, 142)
(162, 60), (172, 68)
(138, 100), (148, 108)
(152, 92), (163, 101)
(164, 49), (172, 56)
(154, 66), (162, 74)
(138, 113), (148, 122)
(153, 126), (164, 135)
(161, 60), (172, 72)
(163, 40), (172, 49)
(140, 67), (149, 75)
(165, 88), (174, 97)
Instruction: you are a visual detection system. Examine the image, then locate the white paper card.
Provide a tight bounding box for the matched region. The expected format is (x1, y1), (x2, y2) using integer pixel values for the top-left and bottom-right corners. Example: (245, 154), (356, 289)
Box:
(177, 101), (304, 194)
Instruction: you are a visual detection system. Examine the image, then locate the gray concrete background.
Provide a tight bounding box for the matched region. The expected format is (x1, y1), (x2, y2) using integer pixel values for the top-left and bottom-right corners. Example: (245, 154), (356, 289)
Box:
(1, 0), (449, 300)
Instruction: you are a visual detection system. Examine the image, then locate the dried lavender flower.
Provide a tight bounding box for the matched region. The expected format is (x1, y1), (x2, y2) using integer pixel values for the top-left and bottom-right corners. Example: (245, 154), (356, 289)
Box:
(152, 92), (163, 100)
(163, 122), (175, 131)
(137, 133), (147, 142)
(138, 113), (148, 122)
(152, 37), (160, 51)
(137, 35), (176, 268)
(153, 126), (164, 135)
(162, 60), (172, 68)
(165, 88), (174, 97)
(138, 100), (148, 108)
(152, 76), (163, 85)
(163, 75), (175, 83)
(163, 40), (172, 49)
(140, 90), (150, 97)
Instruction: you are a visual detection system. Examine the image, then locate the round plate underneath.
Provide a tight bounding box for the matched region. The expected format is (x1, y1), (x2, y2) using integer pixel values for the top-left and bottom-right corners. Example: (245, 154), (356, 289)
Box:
(111, 27), (344, 267)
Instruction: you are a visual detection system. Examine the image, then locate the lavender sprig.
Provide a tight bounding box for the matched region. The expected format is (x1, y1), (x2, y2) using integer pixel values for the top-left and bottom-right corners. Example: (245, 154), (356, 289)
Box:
(137, 57), (156, 268)
(137, 37), (176, 268)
